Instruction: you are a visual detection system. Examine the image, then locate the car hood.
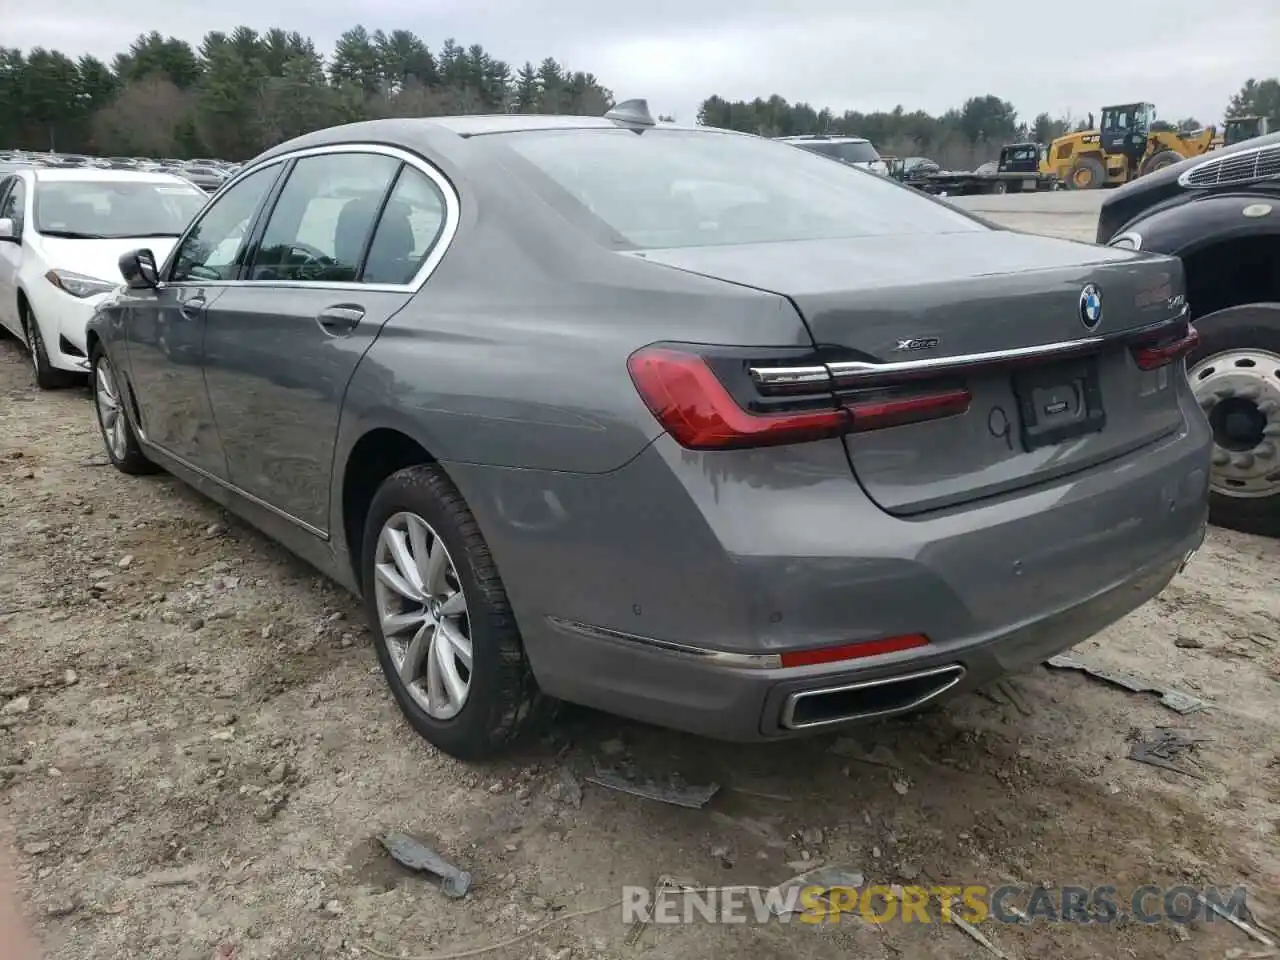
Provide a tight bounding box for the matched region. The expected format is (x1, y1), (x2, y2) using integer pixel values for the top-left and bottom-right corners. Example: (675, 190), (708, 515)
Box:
(35, 236), (180, 285)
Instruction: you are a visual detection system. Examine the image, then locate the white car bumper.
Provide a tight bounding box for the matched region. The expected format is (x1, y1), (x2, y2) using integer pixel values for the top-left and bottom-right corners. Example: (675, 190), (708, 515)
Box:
(24, 281), (107, 372)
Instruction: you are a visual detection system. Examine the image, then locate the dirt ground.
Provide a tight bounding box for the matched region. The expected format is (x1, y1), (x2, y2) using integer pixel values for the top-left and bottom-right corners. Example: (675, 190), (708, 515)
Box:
(2, 198), (1279, 960)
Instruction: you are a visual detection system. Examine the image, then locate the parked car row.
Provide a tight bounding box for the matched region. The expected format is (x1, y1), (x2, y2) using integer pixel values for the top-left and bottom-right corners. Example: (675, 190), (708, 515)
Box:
(0, 150), (241, 193)
(1, 102), (1221, 763)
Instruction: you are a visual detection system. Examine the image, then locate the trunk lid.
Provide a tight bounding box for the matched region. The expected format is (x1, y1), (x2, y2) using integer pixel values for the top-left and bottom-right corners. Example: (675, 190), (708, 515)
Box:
(634, 231), (1191, 514)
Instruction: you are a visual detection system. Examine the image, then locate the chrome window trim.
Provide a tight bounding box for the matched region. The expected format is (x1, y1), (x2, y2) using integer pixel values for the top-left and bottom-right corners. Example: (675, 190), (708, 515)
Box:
(165, 142), (461, 295)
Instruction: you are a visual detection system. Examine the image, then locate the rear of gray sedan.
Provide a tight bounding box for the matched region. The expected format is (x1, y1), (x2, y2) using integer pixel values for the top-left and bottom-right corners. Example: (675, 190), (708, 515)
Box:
(383, 121), (1210, 743)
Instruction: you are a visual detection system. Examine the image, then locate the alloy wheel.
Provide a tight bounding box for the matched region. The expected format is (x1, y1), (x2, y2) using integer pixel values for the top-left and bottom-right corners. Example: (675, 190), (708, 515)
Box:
(95, 356), (129, 462)
(373, 511), (473, 720)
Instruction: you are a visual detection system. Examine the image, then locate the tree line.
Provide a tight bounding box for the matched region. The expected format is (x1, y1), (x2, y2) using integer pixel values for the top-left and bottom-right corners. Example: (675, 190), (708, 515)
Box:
(0, 28), (614, 160)
(698, 79), (1280, 170)
(3, 27), (1277, 169)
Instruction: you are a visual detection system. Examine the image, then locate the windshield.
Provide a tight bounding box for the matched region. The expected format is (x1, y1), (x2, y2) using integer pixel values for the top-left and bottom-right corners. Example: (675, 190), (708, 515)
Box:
(34, 179), (207, 239)
(494, 128), (981, 250)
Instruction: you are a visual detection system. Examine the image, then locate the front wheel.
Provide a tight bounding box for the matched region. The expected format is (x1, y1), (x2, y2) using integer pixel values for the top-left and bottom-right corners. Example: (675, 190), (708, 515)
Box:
(361, 464), (549, 759)
(1187, 303), (1280, 537)
(25, 307), (78, 390)
(90, 345), (157, 475)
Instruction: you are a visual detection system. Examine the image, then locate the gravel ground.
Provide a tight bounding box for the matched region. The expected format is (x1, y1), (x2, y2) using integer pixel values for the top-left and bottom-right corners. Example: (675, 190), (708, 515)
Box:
(2, 196), (1278, 960)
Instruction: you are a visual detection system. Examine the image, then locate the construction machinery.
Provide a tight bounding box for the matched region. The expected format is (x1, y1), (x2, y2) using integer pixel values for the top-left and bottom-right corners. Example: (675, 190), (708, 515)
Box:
(1043, 102), (1217, 190)
(1222, 116), (1271, 147)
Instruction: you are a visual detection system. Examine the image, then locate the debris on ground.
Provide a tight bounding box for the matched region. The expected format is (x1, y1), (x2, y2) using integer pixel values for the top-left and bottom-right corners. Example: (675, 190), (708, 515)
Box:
(1046, 653), (1205, 714)
(1127, 728), (1212, 780)
(585, 763), (719, 809)
(1200, 893), (1277, 947)
(547, 767), (583, 809)
(377, 831), (472, 898)
(769, 865), (866, 917)
(827, 738), (899, 768)
(996, 679), (1033, 716)
(941, 893), (1011, 958)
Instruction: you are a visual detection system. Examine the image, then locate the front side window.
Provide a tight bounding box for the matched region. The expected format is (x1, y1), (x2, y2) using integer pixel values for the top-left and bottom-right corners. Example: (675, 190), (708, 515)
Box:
(33, 179), (206, 240)
(0, 178), (26, 232)
(495, 128), (983, 250)
(249, 153), (400, 283)
(170, 166), (279, 283)
(362, 166), (448, 284)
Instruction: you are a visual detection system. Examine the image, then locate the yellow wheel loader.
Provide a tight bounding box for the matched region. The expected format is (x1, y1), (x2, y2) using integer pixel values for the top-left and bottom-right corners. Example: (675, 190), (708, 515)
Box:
(1042, 103), (1217, 189)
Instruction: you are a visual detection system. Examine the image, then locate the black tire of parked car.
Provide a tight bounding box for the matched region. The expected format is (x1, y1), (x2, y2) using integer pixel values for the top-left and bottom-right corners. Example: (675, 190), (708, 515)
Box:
(24, 306), (78, 390)
(1188, 303), (1280, 538)
(361, 464), (551, 759)
(89, 344), (158, 475)
(989, 180), (1008, 195)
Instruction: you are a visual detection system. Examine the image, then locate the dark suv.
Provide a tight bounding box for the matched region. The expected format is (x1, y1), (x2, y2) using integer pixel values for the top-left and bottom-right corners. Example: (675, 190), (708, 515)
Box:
(1097, 131), (1280, 535)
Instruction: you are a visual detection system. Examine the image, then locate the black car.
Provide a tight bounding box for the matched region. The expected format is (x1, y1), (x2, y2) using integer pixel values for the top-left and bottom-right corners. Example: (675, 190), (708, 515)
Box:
(1096, 131), (1280, 536)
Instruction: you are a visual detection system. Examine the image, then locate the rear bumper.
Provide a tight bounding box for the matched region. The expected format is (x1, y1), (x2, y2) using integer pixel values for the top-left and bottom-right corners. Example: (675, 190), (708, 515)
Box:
(447, 381), (1211, 740)
(534, 545), (1193, 740)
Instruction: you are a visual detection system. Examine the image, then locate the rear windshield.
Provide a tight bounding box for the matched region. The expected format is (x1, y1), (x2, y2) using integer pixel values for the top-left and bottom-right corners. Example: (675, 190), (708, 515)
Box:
(494, 128), (982, 250)
(796, 140), (881, 164)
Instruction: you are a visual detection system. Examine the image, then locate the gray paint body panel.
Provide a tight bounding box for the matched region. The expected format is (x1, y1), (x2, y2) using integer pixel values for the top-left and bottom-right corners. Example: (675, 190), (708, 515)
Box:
(88, 116), (1213, 742)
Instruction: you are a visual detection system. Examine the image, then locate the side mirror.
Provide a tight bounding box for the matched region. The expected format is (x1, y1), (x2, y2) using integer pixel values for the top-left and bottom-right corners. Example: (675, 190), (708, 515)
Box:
(118, 248), (159, 289)
(0, 218), (16, 242)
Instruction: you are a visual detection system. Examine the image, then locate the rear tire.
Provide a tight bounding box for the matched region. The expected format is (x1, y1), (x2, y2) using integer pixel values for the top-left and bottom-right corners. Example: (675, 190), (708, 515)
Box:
(989, 180), (1008, 195)
(361, 464), (550, 759)
(1186, 303), (1280, 538)
(24, 306), (78, 390)
(1141, 149), (1182, 176)
(1066, 156), (1105, 190)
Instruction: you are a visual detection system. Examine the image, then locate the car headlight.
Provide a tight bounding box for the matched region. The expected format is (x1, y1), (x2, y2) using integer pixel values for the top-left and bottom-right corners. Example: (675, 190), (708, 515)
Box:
(45, 269), (118, 298)
(1109, 232), (1142, 250)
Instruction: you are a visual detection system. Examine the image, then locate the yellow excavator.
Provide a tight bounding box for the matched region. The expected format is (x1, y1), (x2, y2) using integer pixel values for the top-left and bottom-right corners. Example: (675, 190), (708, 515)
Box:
(1042, 103), (1217, 190)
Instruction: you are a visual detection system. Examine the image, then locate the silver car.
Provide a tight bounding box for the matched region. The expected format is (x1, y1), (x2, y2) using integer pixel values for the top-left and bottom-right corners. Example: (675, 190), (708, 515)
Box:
(86, 104), (1211, 759)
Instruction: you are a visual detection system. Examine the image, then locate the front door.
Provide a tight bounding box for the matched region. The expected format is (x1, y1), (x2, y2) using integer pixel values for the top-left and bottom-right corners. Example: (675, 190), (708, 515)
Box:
(122, 164), (281, 476)
(0, 176), (28, 337)
(202, 150), (452, 534)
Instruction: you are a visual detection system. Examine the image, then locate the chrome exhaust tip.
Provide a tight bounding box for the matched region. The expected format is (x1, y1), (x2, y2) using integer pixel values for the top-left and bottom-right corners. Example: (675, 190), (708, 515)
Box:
(780, 663), (966, 731)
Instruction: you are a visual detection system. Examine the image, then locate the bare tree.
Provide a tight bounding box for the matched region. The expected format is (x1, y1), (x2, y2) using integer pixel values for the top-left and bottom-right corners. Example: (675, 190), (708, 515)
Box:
(90, 76), (191, 155)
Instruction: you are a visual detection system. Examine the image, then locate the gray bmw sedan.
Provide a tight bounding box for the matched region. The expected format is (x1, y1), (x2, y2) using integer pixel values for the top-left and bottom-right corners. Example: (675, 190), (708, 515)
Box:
(86, 101), (1211, 759)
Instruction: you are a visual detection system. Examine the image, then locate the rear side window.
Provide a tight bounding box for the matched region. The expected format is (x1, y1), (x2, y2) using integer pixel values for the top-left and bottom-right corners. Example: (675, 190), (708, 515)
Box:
(495, 128), (982, 250)
(249, 152), (400, 283)
(362, 166), (448, 285)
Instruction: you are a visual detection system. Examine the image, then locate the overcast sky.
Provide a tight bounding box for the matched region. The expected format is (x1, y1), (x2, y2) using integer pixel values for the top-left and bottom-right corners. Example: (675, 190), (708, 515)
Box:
(10, 0), (1278, 126)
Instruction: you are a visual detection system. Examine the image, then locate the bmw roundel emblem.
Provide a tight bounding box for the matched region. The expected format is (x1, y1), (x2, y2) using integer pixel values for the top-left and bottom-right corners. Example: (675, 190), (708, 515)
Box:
(1079, 283), (1103, 330)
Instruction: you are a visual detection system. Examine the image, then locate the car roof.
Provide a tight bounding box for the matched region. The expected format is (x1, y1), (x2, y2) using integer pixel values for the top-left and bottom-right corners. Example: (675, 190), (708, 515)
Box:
(29, 167), (195, 185)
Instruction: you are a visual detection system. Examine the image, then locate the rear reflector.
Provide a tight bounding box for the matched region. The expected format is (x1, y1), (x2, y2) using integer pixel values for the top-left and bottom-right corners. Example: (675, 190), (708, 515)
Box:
(628, 346), (971, 450)
(780, 633), (930, 668)
(1132, 325), (1199, 370)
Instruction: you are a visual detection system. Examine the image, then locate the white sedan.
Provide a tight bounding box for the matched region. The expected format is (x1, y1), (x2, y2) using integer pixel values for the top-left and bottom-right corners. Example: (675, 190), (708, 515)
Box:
(0, 168), (208, 387)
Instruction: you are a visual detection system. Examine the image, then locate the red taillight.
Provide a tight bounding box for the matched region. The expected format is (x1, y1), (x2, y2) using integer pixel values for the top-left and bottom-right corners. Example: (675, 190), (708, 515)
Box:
(627, 346), (972, 450)
(846, 388), (972, 432)
(1132, 325), (1199, 370)
(627, 347), (848, 449)
(780, 633), (930, 668)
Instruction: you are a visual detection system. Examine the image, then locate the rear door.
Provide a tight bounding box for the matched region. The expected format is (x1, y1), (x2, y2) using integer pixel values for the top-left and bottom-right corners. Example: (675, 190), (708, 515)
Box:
(201, 147), (455, 534)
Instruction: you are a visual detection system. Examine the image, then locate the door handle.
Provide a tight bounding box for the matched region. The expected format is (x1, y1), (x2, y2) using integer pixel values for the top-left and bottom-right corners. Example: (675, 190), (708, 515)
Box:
(178, 296), (206, 320)
(317, 304), (364, 335)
